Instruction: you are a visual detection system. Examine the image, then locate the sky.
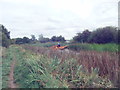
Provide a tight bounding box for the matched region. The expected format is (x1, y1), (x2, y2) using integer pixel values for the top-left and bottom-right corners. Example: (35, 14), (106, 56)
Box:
(0, 0), (119, 40)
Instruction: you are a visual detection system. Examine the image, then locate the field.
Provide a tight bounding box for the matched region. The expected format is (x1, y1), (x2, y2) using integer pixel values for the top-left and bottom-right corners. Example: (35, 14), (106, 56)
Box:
(2, 43), (120, 88)
(30, 43), (119, 52)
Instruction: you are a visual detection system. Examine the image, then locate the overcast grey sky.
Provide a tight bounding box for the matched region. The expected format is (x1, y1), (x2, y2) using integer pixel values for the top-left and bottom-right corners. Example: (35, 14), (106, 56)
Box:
(0, 0), (118, 40)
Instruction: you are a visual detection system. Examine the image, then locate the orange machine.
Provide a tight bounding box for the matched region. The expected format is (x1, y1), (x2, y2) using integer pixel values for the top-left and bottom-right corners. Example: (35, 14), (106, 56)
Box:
(50, 45), (68, 50)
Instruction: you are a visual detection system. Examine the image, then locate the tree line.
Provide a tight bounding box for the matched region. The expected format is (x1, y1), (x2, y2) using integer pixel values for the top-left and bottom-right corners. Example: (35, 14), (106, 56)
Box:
(73, 26), (120, 44)
(0, 24), (120, 48)
(0, 24), (66, 47)
(14, 34), (66, 44)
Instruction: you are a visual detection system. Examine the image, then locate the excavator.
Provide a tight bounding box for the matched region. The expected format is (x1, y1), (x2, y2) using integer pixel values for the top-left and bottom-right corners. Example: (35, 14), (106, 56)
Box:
(50, 45), (68, 50)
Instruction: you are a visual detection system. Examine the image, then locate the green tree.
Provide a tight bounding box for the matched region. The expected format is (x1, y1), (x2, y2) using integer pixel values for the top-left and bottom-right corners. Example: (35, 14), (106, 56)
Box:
(118, 29), (120, 43)
(11, 39), (16, 44)
(31, 35), (36, 41)
(15, 37), (31, 44)
(51, 36), (56, 42)
(88, 26), (118, 44)
(31, 35), (36, 43)
(51, 35), (66, 42)
(15, 38), (23, 44)
(57, 35), (66, 42)
(22, 37), (31, 43)
(38, 34), (50, 43)
(73, 29), (91, 43)
(38, 34), (44, 42)
(0, 24), (11, 48)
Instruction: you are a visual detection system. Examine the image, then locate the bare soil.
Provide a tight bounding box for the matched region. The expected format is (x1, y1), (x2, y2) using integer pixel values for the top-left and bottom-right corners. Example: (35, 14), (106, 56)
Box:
(8, 59), (18, 88)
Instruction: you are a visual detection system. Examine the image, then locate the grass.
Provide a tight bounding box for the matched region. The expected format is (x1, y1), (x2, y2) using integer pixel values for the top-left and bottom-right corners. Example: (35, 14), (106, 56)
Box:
(2, 44), (119, 88)
(30, 42), (68, 48)
(68, 43), (119, 52)
(15, 48), (113, 88)
(0, 46), (3, 89)
(28, 42), (119, 52)
(23, 44), (119, 87)
(2, 46), (15, 88)
(13, 47), (70, 88)
(14, 45), (119, 88)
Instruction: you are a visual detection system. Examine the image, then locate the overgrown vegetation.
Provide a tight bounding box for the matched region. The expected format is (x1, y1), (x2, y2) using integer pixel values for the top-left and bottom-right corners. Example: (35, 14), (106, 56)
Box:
(2, 45), (119, 88)
(1, 24), (120, 88)
(30, 42), (68, 48)
(2, 24), (119, 46)
(73, 26), (119, 44)
(2, 46), (15, 88)
(0, 24), (11, 48)
(29, 43), (119, 52)
(68, 43), (119, 52)
(4, 45), (117, 88)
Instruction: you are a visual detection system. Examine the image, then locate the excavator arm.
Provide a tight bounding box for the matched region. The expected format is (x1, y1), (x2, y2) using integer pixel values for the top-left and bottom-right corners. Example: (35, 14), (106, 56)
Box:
(50, 45), (68, 50)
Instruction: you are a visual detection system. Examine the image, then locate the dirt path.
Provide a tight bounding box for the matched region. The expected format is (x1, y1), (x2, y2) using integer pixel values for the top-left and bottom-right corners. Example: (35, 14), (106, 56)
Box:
(8, 57), (18, 88)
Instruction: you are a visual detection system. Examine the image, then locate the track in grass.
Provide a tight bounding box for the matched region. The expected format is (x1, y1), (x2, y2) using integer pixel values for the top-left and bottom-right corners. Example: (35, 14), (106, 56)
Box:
(8, 56), (18, 88)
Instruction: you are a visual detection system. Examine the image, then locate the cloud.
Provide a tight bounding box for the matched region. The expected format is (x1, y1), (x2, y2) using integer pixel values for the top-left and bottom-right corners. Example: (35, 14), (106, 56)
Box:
(0, 0), (118, 40)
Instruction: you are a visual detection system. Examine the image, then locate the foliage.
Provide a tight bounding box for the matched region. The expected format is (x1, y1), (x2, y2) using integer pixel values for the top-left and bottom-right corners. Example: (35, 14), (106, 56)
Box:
(31, 35), (37, 43)
(38, 34), (44, 41)
(15, 37), (32, 44)
(31, 42), (68, 47)
(13, 46), (114, 88)
(23, 44), (119, 87)
(39, 38), (50, 43)
(31, 42), (119, 53)
(68, 43), (119, 52)
(73, 26), (119, 44)
(13, 47), (69, 88)
(118, 30), (120, 43)
(2, 45), (119, 88)
(10, 39), (16, 44)
(0, 24), (11, 48)
(51, 35), (66, 42)
(73, 30), (91, 43)
(88, 26), (118, 44)
(38, 34), (50, 43)
(2, 47), (15, 88)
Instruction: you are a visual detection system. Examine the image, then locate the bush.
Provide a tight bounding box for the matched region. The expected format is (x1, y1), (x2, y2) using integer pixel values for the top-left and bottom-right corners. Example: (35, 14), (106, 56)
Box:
(0, 24), (11, 48)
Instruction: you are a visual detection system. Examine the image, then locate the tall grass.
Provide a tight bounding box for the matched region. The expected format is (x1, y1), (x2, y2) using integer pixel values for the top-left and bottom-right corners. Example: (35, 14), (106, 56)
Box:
(14, 46), (114, 88)
(30, 42), (68, 48)
(2, 45), (119, 88)
(22, 45), (119, 87)
(29, 43), (119, 52)
(2, 46), (16, 88)
(68, 43), (119, 52)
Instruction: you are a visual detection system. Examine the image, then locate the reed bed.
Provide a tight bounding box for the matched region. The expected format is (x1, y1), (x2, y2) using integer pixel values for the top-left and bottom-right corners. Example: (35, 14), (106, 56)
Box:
(22, 45), (119, 87)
